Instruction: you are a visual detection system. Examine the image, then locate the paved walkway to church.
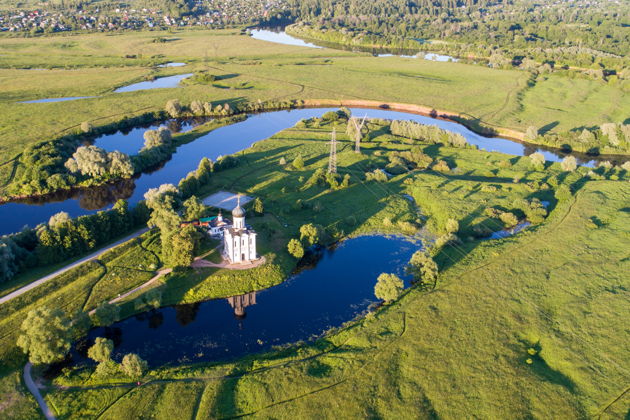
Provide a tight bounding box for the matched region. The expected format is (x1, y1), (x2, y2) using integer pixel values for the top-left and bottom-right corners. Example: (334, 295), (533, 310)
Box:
(191, 256), (266, 270)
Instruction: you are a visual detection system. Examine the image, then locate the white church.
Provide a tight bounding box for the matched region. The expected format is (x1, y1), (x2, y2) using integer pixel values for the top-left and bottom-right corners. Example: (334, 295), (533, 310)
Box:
(222, 197), (258, 264)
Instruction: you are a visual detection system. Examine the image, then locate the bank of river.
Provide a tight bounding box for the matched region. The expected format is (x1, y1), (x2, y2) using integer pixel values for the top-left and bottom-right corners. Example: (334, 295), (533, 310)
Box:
(0, 106), (622, 236)
(79, 235), (416, 367)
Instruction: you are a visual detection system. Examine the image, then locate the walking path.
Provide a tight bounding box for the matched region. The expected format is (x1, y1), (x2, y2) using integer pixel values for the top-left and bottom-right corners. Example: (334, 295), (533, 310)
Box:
(88, 268), (173, 315)
(0, 228), (149, 306)
(23, 363), (56, 420)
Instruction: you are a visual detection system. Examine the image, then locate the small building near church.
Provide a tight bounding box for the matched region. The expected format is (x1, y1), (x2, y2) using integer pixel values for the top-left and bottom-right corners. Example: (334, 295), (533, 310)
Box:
(223, 197), (257, 263)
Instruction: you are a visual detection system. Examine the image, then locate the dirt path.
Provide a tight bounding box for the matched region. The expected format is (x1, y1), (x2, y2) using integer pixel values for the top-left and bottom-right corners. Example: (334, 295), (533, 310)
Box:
(0, 228), (150, 306)
(23, 363), (57, 420)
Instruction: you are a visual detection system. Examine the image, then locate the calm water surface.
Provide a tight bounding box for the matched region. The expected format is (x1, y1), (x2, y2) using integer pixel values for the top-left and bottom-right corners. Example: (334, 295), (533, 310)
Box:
(81, 235), (416, 367)
(114, 73), (192, 93)
(250, 28), (458, 61)
(19, 96), (96, 104)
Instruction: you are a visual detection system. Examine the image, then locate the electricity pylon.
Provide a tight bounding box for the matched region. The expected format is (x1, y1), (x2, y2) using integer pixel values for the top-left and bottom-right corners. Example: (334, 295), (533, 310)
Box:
(328, 128), (337, 174)
(351, 115), (368, 153)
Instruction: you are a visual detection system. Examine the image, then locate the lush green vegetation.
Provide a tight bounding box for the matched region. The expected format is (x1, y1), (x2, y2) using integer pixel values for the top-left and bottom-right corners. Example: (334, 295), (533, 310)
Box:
(0, 28), (627, 196)
(41, 176), (630, 420)
(0, 112), (627, 418)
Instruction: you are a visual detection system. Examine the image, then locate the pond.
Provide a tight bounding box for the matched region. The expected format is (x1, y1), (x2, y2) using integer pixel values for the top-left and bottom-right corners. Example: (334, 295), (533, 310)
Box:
(113, 73), (193, 93)
(19, 96), (97, 104)
(0, 107), (622, 236)
(157, 62), (187, 68)
(250, 27), (458, 61)
(81, 235), (417, 367)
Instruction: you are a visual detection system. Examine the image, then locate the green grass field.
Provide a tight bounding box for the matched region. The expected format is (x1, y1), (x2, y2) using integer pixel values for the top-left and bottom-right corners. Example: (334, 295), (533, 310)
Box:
(0, 117), (621, 419)
(43, 178), (629, 420)
(0, 28), (628, 419)
(0, 29), (627, 172)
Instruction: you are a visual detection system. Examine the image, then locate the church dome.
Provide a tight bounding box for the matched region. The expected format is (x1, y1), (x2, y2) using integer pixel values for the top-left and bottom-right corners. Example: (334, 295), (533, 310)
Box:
(232, 204), (245, 218)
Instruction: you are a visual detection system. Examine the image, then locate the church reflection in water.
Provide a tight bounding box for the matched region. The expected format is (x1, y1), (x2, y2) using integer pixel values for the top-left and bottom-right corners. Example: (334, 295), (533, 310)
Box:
(227, 292), (257, 319)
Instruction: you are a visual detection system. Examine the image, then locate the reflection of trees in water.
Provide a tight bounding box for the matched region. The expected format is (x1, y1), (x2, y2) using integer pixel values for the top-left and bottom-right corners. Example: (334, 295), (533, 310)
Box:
(175, 302), (200, 326)
(103, 327), (123, 348)
(148, 311), (164, 329)
(77, 178), (136, 210)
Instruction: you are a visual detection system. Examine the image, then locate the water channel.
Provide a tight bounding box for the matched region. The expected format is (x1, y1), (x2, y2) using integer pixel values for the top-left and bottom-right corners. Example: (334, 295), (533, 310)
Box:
(81, 235), (416, 367)
(250, 27), (458, 61)
(0, 107), (622, 236)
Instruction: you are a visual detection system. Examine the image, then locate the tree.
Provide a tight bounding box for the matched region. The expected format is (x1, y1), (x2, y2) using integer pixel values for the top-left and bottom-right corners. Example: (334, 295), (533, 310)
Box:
(190, 100), (204, 116)
(287, 239), (304, 259)
(87, 337), (114, 363)
(143, 127), (172, 150)
(408, 250), (438, 286)
(253, 197), (264, 215)
(121, 353), (148, 378)
(183, 195), (205, 220)
(80, 121), (92, 133)
(49, 211), (71, 228)
(165, 99), (182, 118)
(299, 223), (320, 246)
(445, 218), (459, 234)
(164, 224), (198, 268)
(17, 307), (72, 365)
(108, 151), (135, 177)
(374, 273), (404, 303)
(292, 155), (305, 170)
(528, 152), (546, 170)
(561, 155), (577, 172)
(499, 212), (519, 228)
(92, 302), (121, 327)
(65, 145), (109, 177)
(195, 157), (213, 184)
(525, 126), (538, 141)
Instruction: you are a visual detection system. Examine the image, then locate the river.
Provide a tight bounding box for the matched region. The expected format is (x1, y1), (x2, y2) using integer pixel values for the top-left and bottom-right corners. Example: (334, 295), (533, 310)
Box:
(0, 107), (620, 236)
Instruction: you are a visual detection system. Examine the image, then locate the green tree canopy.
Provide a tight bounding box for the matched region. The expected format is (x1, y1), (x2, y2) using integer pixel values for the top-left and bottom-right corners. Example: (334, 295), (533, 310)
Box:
(374, 273), (404, 303)
(287, 238), (305, 259)
(87, 337), (114, 363)
(121, 353), (148, 378)
(17, 307), (72, 365)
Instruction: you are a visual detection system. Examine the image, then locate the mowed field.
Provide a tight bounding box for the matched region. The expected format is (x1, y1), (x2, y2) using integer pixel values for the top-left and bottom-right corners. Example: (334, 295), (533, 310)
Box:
(0, 29), (628, 164)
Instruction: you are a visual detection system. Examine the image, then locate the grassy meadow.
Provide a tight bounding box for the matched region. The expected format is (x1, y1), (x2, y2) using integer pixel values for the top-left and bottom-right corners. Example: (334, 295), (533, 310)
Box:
(0, 28), (627, 173)
(0, 27), (628, 420)
(0, 117), (624, 418)
(42, 177), (630, 419)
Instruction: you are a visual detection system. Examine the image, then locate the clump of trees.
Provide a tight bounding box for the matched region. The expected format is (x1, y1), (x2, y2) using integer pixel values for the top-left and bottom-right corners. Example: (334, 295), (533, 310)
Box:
(0, 199), (148, 285)
(302, 168), (351, 190)
(87, 337), (148, 379)
(365, 169), (389, 182)
(144, 184), (200, 269)
(390, 120), (468, 148)
(386, 147), (434, 174)
(407, 250), (438, 287)
(65, 145), (135, 180)
(287, 238), (304, 259)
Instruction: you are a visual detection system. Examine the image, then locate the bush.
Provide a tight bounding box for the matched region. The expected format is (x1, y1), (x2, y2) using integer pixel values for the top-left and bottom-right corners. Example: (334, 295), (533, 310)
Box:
(287, 239), (304, 259)
(121, 353), (148, 378)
